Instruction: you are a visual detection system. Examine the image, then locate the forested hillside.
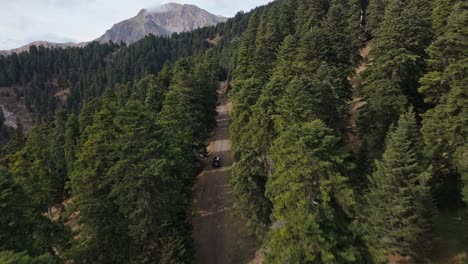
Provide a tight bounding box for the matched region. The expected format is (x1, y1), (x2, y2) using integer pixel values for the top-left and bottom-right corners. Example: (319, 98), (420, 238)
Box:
(0, 0), (467, 263)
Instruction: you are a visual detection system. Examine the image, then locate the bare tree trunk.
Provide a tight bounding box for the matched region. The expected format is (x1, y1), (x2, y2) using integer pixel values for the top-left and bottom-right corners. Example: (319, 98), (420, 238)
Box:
(47, 206), (53, 219)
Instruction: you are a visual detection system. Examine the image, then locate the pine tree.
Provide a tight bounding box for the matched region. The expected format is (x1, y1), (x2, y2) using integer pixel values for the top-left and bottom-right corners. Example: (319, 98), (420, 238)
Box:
(231, 150), (272, 235)
(0, 167), (35, 252)
(366, 0), (388, 36)
(420, 1), (468, 206)
(0, 167), (70, 257)
(144, 63), (173, 113)
(276, 73), (345, 132)
(252, 7), (282, 83)
(294, 0), (326, 34)
(9, 124), (63, 213)
(70, 95), (131, 262)
(78, 98), (102, 142)
(64, 113), (79, 174)
(325, 0), (361, 68)
(234, 12), (260, 80)
(278, 0), (297, 38)
(366, 110), (435, 261)
(230, 78), (263, 154)
(265, 120), (364, 263)
(359, 0), (433, 155)
(432, 0), (457, 36)
(159, 59), (199, 149)
(50, 110), (68, 200)
(249, 35), (300, 153)
(110, 100), (193, 263)
(0, 124), (25, 165)
(346, 0), (366, 51)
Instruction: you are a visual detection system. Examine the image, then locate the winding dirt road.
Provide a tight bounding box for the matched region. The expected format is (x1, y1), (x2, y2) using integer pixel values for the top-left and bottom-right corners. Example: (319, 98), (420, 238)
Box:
(192, 86), (235, 264)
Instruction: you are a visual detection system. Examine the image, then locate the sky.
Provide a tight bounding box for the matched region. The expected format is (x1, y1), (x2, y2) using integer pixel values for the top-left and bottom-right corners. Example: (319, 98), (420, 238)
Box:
(0, 0), (272, 50)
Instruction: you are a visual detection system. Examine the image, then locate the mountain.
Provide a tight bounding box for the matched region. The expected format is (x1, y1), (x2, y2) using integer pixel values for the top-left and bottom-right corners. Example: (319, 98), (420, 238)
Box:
(0, 3), (227, 56)
(96, 3), (228, 44)
(0, 41), (82, 56)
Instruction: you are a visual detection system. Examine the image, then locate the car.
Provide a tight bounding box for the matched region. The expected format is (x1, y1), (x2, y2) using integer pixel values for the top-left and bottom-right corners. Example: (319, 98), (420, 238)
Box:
(212, 156), (221, 168)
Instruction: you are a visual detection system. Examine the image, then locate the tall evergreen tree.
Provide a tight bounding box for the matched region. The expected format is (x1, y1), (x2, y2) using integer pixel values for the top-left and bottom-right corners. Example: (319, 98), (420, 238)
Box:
(366, 0), (388, 36)
(366, 110), (435, 261)
(431, 0), (457, 36)
(50, 110), (68, 199)
(252, 7), (282, 83)
(64, 113), (79, 175)
(265, 120), (364, 263)
(234, 12), (260, 80)
(70, 94), (131, 263)
(0, 168), (36, 252)
(359, 0), (433, 155)
(9, 124), (63, 214)
(420, 1), (467, 206)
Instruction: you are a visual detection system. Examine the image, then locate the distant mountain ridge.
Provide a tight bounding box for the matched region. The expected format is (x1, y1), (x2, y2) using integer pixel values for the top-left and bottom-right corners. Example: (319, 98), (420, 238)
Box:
(96, 3), (227, 44)
(0, 41), (84, 56)
(0, 3), (227, 56)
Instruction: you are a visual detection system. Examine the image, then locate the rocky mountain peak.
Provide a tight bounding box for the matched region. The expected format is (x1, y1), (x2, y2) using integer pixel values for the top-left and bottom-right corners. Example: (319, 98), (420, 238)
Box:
(96, 3), (227, 44)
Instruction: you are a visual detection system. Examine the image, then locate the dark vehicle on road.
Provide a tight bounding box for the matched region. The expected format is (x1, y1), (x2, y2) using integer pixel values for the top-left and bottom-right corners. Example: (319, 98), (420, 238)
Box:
(212, 156), (221, 168)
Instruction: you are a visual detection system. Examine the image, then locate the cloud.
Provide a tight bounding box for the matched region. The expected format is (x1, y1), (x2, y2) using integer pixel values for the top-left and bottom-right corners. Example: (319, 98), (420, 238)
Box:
(1, 0), (96, 9)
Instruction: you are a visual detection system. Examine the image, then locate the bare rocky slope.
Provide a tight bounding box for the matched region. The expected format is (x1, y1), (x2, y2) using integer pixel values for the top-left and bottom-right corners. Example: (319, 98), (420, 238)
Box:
(96, 3), (227, 44)
(0, 3), (227, 56)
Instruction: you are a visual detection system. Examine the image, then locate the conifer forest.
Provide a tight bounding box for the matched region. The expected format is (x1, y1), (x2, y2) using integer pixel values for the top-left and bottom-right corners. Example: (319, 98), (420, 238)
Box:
(0, 0), (467, 263)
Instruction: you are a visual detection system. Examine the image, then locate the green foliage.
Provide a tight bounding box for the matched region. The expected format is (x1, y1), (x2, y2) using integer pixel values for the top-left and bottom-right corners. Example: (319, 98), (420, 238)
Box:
(265, 120), (363, 263)
(359, 0), (433, 155)
(0, 168), (36, 252)
(420, 1), (468, 206)
(230, 0), (364, 247)
(366, 110), (435, 261)
(234, 12), (260, 80)
(252, 7), (282, 83)
(50, 110), (68, 199)
(0, 167), (71, 257)
(366, 0), (388, 36)
(231, 150), (272, 235)
(9, 124), (65, 209)
(1, 0), (464, 261)
(0, 251), (56, 264)
(144, 64), (173, 113)
(432, 0), (457, 35)
(64, 113), (79, 174)
(69, 51), (218, 262)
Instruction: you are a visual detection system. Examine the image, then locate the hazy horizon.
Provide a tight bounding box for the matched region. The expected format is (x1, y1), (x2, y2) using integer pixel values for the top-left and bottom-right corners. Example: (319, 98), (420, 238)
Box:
(0, 0), (272, 50)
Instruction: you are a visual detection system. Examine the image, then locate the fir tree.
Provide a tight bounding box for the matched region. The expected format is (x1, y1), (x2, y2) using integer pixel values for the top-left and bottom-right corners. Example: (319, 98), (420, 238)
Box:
(144, 63), (173, 113)
(234, 12), (260, 80)
(252, 7), (282, 83)
(420, 1), (468, 206)
(366, 110), (435, 261)
(359, 0), (433, 155)
(0, 168), (36, 252)
(266, 120), (364, 263)
(64, 113), (79, 174)
(431, 0), (457, 36)
(9, 124), (63, 213)
(50, 110), (68, 200)
(366, 0), (388, 36)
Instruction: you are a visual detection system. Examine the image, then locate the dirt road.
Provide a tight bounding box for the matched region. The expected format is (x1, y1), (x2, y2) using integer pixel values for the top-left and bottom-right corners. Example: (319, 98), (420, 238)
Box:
(192, 86), (235, 264)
